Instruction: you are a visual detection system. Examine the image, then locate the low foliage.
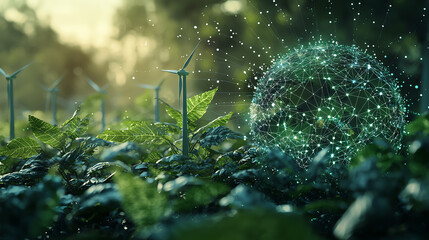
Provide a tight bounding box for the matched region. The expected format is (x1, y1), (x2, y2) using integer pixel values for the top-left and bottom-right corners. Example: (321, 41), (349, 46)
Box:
(0, 89), (428, 239)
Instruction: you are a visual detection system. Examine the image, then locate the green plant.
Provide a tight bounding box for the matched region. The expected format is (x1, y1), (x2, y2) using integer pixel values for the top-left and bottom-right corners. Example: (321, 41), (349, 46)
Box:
(41, 73), (65, 126)
(0, 63), (32, 140)
(98, 87), (238, 159)
(1, 109), (429, 239)
(137, 78), (165, 122)
(162, 41), (200, 156)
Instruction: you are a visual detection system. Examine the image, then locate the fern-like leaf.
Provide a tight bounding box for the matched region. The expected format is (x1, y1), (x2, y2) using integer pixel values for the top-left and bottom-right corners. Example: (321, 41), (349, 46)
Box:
(199, 126), (242, 148)
(187, 87), (217, 123)
(29, 115), (66, 150)
(62, 114), (91, 139)
(162, 88), (218, 130)
(194, 112), (233, 135)
(97, 122), (165, 144)
(0, 137), (40, 158)
(161, 100), (182, 124)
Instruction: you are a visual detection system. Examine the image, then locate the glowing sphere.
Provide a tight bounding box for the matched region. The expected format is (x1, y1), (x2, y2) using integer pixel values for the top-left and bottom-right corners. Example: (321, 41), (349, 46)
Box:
(250, 43), (406, 168)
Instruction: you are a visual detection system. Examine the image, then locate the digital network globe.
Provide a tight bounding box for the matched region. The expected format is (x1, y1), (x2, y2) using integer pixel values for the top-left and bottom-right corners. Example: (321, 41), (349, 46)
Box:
(249, 42), (406, 168)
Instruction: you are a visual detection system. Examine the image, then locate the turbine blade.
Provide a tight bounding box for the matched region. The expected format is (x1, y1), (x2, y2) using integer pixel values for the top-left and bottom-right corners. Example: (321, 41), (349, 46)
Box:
(178, 75), (182, 102)
(86, 77), (102, 92)
(157, 78), (166, 88)
(161, 70), (179, 74)
(182, 41), (201, 69)
(10, 62), (32, 79)
(138, 84), (157, 89)
(51, 73), (66, 89)
(0, 68), (7, 77)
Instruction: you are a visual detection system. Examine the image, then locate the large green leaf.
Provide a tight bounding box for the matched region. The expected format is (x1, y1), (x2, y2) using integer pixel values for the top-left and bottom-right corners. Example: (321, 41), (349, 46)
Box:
(161, 100), (182, 125)
(187, 87), (218, 123)
(97, 122), (165, 144)
(29, 116), (66, 150)
(162, 88), (218, 129)
(61, 114), (91, 139)
(0, 137), (40, 159)
(114, 172), (167, 229)
(199, 126), (242, 148)
(194, 112), (233, 135)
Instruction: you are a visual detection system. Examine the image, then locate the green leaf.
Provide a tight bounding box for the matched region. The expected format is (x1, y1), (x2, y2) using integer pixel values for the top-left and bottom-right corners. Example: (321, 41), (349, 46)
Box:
(75, 183), (121, 217)
(164, 177), (230, 212)
(0, 137), (40, 159)
(154, 122), (181, 134)
(0, 157), (20, 175)
(187, 87), (218, 123)
(114, 172), (167, 229)
(200, 126), (242, 148)
(97, 122), (165, 144)
(161, 100), (182, 125)
(62, 114), (91, 139)
(194, 112), (233, 135)
(29, 115), (66, 150)
(406, 114), (429, 136)
(162, 88), (218, 130)
(61, 108), (80, 127)
(0, 157), (51, 186)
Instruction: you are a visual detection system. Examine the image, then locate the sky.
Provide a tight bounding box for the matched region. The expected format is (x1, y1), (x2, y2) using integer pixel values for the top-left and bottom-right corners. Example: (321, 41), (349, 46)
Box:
(3, 0), (150, 86)
(27, 0), (122, 48)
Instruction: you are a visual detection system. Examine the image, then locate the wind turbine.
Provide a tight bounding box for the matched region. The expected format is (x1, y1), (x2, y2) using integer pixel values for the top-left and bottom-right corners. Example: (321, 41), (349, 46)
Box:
(0, 63), (32, 140)
(137, 79), (165, 122)
(161, 41), (200, 157)
(41, 74), (65, 126)
(86, 77), (108, 132)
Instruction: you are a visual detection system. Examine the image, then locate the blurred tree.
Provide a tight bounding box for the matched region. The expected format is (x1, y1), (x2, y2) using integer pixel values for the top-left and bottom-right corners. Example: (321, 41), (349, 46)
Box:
(0, 0), (107, 117)
(113, 0), (426, 119)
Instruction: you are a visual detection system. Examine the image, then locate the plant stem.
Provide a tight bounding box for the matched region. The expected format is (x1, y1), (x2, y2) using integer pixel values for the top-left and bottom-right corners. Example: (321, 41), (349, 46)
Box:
(52, 92), (57, 125)
(7, 79), (15, 140)
(182, 75), (189, 157)
(155, 89), (160, 122)
(101, 98), (105, 132)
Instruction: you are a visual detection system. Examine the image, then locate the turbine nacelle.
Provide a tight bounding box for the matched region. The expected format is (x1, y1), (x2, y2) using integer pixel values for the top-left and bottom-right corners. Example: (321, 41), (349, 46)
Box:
(137, 79), (166, 122)
(178, 69), (189, 76)
(86, 77), (109, 94)
(42, 73), (65, 93)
